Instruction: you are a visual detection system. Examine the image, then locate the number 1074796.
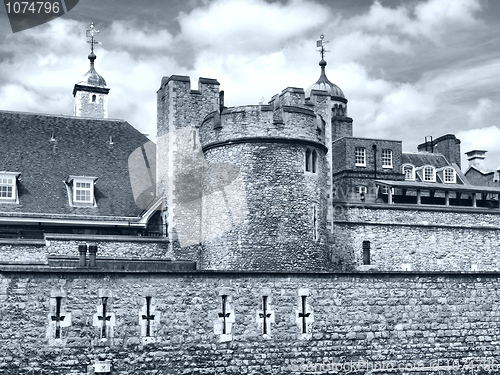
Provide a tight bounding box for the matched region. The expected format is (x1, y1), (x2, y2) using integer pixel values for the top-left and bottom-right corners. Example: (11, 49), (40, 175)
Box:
(5, 2), (61, 14)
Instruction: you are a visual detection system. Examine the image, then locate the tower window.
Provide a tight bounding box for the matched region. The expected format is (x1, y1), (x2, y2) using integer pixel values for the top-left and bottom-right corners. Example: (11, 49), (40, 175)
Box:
(305, 149), (317, 174)
(362, 241), (371, 265)
(355, 147), (366, 166)
(92, 94), (96, 103)
(312, 204), (318, 241)
(382, 149), (393, 168)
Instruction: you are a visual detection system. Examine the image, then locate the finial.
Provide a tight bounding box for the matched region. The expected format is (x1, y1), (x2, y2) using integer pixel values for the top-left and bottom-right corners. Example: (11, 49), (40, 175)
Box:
(316, 34), (330, 66)
(86, 22), (101, 68)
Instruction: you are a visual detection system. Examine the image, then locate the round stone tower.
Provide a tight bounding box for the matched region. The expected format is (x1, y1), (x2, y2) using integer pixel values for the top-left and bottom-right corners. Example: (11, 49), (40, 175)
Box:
(198, 88), (330, 271)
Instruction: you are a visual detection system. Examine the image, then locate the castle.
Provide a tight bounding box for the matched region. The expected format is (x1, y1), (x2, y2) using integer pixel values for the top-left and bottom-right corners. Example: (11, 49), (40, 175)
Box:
(1, 27), (500, 374)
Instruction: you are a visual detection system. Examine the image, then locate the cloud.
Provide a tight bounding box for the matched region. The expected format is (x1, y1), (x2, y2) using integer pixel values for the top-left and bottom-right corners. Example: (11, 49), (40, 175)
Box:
(348, 0), (482, 42)
(467, 98), (495, 126)
(178, 0), (331, 54)
(108, 21), (174, 52)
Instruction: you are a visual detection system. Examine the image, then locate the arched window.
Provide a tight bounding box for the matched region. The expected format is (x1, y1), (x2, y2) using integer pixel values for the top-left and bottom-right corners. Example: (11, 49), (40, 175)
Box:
(423, 166), (436, 182)
(402, 164), (415, 180)
(443, 167), (456, 183)
(92, 94), (96, 103)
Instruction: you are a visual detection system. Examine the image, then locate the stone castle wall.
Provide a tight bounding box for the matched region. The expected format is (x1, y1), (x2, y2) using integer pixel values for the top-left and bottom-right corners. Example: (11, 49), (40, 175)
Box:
(332, 205), (500, 271)
(1, 270), (500, 374)
(201, 142), (329, 271)
(0, 235), (170, 264)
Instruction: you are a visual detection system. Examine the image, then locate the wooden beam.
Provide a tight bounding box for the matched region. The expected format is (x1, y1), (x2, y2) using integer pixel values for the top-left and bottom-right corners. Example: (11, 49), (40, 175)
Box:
(445, 191), (450, 206)
(416, 190), (421, 205)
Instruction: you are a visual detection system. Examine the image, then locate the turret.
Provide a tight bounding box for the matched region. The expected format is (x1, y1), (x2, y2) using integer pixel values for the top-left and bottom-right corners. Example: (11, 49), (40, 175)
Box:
(73, 23), (109, 119)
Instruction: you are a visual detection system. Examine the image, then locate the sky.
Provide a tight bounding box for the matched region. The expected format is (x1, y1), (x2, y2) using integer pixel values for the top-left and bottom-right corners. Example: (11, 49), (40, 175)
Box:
(1, 0), (500, 171)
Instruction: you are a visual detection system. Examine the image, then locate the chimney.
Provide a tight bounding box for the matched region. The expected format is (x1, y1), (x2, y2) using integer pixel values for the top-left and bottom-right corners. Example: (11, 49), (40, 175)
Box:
(78, 244), (87, 267)
(465, 150), (487, 170)
(88, 244), (98, 267)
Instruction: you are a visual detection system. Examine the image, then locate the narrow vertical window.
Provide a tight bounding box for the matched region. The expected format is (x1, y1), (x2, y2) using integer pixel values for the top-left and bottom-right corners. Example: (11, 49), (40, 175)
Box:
(298, 295), (310, 334)
(312, 204), (318, 241)
(355, 147), (366, 166)
(98, 297), (110, 338)
(260, 296), (270, 335)
(305, 149), (311, 172)
(92, 94), (96, 102)
(218, 295), (230, 335)
(51, 297), (65, 339)
(312, 150), (317, 173)
(141, 296), (155, 337)
(362, 241), (371, 265)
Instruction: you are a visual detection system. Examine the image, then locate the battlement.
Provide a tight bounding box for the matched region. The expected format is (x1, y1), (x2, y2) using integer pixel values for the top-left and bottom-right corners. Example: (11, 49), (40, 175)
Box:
(198, 101), (324, 150)
(157, 75), (220, 96)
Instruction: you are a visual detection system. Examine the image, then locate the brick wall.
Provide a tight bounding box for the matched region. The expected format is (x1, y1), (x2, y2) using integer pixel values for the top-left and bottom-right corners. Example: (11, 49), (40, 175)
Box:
(332, 205), (500, 271)
(1, 270), (500, 374)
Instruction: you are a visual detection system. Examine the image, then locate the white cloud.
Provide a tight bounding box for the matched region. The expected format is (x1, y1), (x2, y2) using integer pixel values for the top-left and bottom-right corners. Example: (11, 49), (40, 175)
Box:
(467, 98), (495, 126)
(108, 21), (174, 51)
(178, 0), (331, 54)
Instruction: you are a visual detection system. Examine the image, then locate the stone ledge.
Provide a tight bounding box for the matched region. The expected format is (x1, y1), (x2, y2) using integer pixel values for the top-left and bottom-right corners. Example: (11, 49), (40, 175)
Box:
(44, 234), (169, 243)
(0, 238), (45, 246)
(1, 267), (499, 278)
(336, 202), (500, 215)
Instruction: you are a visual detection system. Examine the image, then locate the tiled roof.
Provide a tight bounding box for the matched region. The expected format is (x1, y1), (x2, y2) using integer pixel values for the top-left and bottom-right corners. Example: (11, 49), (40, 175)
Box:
(402, 152), (450, 168)
(0, 110), (156, 219)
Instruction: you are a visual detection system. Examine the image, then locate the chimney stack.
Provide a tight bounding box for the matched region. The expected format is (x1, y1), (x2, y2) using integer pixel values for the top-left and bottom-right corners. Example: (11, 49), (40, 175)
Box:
(465, 150), (487, 170)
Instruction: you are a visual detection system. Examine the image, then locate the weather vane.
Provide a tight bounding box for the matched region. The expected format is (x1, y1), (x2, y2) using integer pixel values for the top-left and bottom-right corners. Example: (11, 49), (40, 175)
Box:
(316, 34), (329, 60)
(86, 22), (101, 54)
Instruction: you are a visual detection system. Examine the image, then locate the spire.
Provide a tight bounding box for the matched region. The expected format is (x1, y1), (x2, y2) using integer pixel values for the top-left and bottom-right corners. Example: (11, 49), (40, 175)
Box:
(306, 34), (345, 99)
(86, 22), (100, 70)
(73, 22), (109, 118)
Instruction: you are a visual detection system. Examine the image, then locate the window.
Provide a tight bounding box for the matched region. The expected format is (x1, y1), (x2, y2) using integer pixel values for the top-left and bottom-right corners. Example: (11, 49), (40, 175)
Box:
(443, 167), (456, 183)
(66, 176), (97, 207)
(423, 166), (436, 182)
(92, 94), (96, 103)
(305, 149), (317, 174)
(362, 241), (371, 265)
(403, 164), (415, 180)
(382, 149), (393, 168)
(355, 147), (366, 166)
(0, 172), (20, 203)
(355, 186), (367, 196)
(381, 186), (393, 195)
(75, 181), (92, 203)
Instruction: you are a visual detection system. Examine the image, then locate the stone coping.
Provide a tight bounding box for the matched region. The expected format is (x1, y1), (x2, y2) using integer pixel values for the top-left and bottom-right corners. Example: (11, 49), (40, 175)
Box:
(44, 234), (169, 243)
(0, 267), (499, 278)
(334, 202), (500, 215)
(0, 238), (45, 245)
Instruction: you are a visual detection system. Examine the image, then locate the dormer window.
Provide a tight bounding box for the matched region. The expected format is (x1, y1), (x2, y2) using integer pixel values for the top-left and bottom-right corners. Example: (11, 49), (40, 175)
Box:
(423, 166), (436, 182)
(66, 176), (97, 207)
(403, 164), (415, 180)
(443, 167), (456, 183)
(0, 172), (20, 203)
